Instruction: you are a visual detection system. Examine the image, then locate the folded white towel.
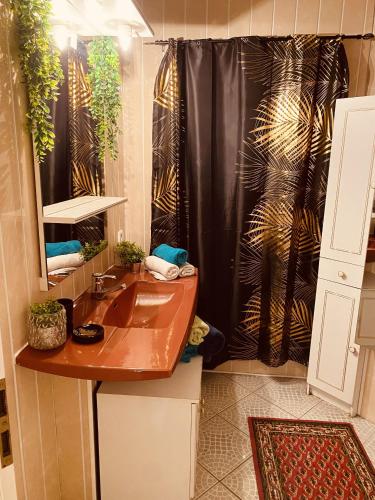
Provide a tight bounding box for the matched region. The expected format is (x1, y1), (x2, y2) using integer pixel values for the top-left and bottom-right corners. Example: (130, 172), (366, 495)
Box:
(145, 255), (179, 281)
(47, 252), (84, 272)
(179, 262), (195, 277)
(48, 267), (78, 276)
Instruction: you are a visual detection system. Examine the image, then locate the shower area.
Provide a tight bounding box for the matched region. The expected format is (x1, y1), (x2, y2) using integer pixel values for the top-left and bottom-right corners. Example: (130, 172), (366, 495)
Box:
(122, 1), (375, 393)
(150, 35), (348, 369)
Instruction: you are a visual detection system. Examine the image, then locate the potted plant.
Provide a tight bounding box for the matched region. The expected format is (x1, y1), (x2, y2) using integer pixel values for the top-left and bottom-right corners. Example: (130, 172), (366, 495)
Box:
(28, 300), (67, 350)
(115, 241), (145, 273)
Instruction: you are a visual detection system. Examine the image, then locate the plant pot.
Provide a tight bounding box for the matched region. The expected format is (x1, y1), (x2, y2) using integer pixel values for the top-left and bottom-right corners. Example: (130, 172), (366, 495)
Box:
(130, 262), (142, 274)
(28, 306), (67, 350)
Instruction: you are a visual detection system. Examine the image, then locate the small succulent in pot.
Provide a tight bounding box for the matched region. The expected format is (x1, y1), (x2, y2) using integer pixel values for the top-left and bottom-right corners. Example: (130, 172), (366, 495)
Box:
(28, 300), (67, 350)
(115, 240), (145, 273)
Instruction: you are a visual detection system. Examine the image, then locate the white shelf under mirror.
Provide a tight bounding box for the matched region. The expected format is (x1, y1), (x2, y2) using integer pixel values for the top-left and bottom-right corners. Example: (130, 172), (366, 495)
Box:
(43, 196), (127, 224)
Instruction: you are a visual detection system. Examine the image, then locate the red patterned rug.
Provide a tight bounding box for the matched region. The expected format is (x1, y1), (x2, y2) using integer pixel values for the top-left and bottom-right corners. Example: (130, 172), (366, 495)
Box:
(248, 417), (375, 500)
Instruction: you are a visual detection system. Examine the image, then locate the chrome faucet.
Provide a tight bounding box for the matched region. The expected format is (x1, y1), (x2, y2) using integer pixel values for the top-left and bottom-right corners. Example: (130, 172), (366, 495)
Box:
(92, 272), (125, 300)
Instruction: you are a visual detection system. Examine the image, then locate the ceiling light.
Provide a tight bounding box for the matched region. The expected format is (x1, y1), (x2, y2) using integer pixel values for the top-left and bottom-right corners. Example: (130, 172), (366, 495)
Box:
(53, 24), (69, 50)
(118, 25), (132, 51)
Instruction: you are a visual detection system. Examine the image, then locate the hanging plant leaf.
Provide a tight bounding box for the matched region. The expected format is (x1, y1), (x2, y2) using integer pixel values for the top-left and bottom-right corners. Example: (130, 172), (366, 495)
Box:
(87, 37), (121, 163)
(11, 0), (64, 162)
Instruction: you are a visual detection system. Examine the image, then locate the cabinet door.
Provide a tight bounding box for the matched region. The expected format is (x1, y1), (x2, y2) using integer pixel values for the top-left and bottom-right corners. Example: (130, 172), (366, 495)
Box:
(356, 289), (375, 346)
(320, 95), (375, 266)
(307, 278), (361, 405)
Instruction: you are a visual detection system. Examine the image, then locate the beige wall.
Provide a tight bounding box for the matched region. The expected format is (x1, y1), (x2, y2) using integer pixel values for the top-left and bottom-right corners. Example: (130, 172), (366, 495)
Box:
(0, 1), (125, 499)
(124, 0), (375, 415)
(1, 0), (375, 499)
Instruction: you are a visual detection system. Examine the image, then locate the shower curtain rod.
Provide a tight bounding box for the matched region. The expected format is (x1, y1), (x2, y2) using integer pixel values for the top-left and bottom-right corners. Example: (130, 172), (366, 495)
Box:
(144, 33), (374, 45)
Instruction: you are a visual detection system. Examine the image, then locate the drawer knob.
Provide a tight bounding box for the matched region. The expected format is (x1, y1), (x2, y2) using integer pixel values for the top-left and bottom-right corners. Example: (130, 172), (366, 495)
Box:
(348, 346), (357, 354)
(338, 271), (346, 278)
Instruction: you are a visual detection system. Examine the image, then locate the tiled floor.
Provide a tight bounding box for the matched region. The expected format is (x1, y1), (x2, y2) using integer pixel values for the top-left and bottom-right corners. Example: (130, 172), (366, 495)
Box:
(194, 372), (375, 499)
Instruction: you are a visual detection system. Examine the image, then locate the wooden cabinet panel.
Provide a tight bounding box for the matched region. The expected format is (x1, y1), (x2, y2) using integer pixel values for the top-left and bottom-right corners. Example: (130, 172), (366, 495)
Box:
(308, 279), (361, 405)
(320, 96), (375, 266)
(356, 289), (375, 346)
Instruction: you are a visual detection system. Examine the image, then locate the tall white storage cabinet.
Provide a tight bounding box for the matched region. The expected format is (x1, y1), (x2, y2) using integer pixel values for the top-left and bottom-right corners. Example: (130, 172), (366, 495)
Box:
(308, 95), (375, 414)
(97, 356), (202, 500)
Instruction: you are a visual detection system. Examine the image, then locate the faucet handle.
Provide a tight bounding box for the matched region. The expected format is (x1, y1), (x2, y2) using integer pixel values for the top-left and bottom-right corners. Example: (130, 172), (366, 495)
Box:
(92, 272), (117, 280)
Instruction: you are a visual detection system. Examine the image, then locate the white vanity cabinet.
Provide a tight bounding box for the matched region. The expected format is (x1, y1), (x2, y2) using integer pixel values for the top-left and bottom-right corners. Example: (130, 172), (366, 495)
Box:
(308, 95), (375, 414)
(97, 356), (202, 500)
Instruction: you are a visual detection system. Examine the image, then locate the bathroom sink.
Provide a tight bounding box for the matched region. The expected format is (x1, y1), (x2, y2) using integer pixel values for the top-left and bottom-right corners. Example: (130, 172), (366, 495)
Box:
(102, 281), (184, 329)
(16, 268), (198, 381)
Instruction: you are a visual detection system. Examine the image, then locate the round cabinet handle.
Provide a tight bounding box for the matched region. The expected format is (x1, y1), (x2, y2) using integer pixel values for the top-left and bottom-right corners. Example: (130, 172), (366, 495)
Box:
(348, 346), (357, 353)
(338, 271), (346, 278)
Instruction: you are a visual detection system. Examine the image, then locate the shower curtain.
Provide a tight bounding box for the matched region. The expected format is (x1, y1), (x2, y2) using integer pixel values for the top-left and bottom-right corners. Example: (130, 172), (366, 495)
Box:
(151, 36), (348, 367)
(43, 40), (104, 244)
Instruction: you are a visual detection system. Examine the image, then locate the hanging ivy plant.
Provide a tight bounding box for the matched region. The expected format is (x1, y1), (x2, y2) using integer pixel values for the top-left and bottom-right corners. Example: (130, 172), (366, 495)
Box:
(87, 37), (121, 163)
(11, 0), (64, 162)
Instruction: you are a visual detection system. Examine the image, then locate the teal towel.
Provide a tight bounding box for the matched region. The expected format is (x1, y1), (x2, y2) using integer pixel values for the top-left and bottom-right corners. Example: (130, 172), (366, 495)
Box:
(46, 240), (82, 258)
(180, 344), (199, 363)
(152, 244), (188, 266)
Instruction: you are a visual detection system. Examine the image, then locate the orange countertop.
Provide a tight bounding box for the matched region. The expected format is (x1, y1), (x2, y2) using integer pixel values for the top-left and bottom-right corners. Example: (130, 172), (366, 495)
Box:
(16, 268), (198, 381)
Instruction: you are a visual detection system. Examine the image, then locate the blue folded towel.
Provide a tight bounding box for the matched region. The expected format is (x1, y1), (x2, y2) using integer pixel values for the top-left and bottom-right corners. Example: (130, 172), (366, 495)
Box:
(180, 344), (199, 363)
(152, 244), (188, 266)
(46, 240), (82, 258)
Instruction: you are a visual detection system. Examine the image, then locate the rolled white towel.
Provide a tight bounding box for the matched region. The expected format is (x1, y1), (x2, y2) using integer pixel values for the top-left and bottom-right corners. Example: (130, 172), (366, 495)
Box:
(47, 252), (84, 272)
(48, 267), (78, 276)
(145, 255), (179, 281)
(179, 262), (195, 277)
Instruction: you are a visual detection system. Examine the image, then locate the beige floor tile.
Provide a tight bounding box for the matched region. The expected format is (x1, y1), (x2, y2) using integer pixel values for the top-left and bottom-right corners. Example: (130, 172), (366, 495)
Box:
(224, 374), (271, 393)
(197, 372), (375, 499)
(222, 459), (259, 500)
(201, 373), (249, 421)
(220, 393), (293, 434)
(198, 416), (251, 480)
(254, 377), (320, 417)
(197, 482), (239, 499)
(194, 465), (218, 498)
(302, 400), (375, 444)
(364, 436), (375, 464)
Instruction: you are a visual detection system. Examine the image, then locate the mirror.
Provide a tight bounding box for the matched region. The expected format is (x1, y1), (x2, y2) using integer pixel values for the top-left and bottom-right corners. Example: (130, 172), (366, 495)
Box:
(32, 0), (153, 290)
(41, 39), (106, 289)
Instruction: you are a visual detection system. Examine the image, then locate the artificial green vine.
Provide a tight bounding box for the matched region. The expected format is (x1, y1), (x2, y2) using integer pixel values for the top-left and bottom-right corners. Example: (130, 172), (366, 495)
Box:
(79, 240), (108, 262)
(87, 37), (121, 163)
(11, 0), (64, 162)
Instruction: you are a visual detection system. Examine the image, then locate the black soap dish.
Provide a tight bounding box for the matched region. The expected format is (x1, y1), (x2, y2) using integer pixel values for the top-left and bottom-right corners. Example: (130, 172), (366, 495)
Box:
(72, 324), (104, 344)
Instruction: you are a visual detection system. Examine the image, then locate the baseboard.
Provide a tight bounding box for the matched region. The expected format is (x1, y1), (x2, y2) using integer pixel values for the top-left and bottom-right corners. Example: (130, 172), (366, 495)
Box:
(203, 369), (306, 379)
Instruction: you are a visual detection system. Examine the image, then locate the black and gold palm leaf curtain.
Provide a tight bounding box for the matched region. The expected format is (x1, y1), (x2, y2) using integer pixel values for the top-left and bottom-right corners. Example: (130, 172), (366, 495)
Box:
(151, 40), (183, 249)
(151, 36), (348, 368)
(68, 42), (104, 243)
(43, 41), (104, 245)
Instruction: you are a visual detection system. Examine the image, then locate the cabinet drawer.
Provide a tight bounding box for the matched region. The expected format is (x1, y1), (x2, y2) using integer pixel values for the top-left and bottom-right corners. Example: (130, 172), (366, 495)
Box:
(318, 258), (363, 288)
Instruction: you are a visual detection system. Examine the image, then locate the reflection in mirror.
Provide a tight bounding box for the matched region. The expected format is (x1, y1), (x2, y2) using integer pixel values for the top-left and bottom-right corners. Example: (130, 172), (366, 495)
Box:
(41, 39), (105, 288)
